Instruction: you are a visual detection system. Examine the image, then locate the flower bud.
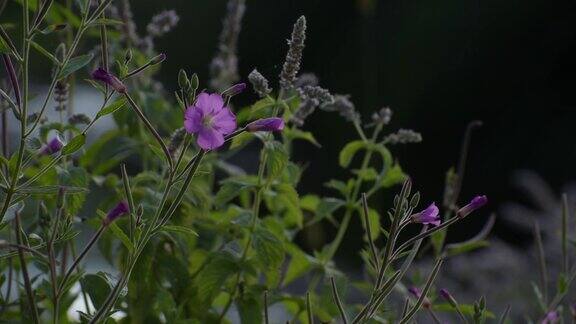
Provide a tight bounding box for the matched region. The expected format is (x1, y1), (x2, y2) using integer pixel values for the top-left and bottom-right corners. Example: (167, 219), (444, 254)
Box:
(178, 69), (190, 90)
(103, 201), (129, 226)
(150, 53), (166, 65)
(411, 203), (440, 226)
(247, 118), (284, 133)
(439, 289), (458, 308)
(91, 68), (126, 93)
(222, 82), (247, 97)
(408, 287), (431, 308)
(190, 73), (199, 90)
(39, 136), (64, 155)
(457, 195), (488, 218)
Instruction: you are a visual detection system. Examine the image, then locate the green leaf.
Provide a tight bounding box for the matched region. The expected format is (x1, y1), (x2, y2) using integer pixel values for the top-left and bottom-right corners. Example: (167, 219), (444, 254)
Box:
(306, 197), (345, 226)
(95, 98), (127, 119)
(162, 225), (198, 237)
(62, 134), (86, 155)
(237, 294), (263, 324)
(230, 131), (254, 149)
(195, 252), (238, 305)
(339, 140), (367, 168)
(362, 208), (381, 241)
(58, 53), (93, 79)
(445, 240), (489, 257)
(274, 183), (303, 228)
(283, 244), (312, 286)
(80, 273), (112, 310)
(353, 167), (379, 181)
(284, 128), (321, 147)
(250, 97), (276, 114)
(381, 163), (406, 188)
(109, 220), (134, 252)
(89, 18), (124, 26)
(0, 37), (9, 54)
(215, 181), (246, 207)
(265, 141), (288, 179)
(253, 227), (285, 268)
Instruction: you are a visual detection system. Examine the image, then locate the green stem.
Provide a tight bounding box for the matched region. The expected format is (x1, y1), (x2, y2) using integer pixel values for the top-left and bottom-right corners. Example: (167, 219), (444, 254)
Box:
(15, 211), (40, 324)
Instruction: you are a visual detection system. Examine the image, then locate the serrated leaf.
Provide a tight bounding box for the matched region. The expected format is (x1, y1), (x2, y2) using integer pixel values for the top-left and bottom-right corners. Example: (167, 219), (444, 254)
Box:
(283, 244), (311, 286)
(62, 134), (85, 155)
(215, 181), (246, 207)
(96, 98), (127, 119)
(284, 128), (321, 147)
(58, 53), (93, 79)
(265, 141), (288, 179)
(195, 252), (238, 304)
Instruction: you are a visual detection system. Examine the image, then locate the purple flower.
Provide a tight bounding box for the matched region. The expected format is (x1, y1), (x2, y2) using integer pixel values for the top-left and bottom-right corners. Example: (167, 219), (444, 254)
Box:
(91, 68), (126, 93)
(184, 93), (237, 150)
(222, 83), (247, 97)
(39, 136), (64, 155)
(439, 289), (458, 307)
(408, 287), (431, 308)
(541, 310), (560, 324)
(247, 117), (285, 132)
(411, 203), (441, 226)
(103, 201), (129, 226)
(457, 195), (488, 218)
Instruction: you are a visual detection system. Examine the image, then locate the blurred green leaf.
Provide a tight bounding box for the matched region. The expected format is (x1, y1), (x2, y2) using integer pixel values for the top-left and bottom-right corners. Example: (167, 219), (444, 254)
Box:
(62, 134), (85, 155)
(96, 98), (127, 119)
(339, 140), (367, 168)
(80, 272), (112, 310)
(59, 53), (93, 79)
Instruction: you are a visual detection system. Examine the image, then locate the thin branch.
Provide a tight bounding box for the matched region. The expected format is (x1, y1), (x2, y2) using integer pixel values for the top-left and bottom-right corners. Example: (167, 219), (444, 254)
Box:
(330, 277), (349, 324)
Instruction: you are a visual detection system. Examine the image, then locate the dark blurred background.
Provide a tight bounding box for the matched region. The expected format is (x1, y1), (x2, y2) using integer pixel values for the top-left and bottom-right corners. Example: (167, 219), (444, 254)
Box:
(5, 0), (576, 263)
(129, 0), (576, 259)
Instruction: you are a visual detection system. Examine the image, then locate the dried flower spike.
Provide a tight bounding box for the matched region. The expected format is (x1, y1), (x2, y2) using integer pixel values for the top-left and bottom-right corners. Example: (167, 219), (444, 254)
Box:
(247, 118), (285, 132)
(321, 94), (360, 123)
(385, 129), (422, 145)
(279, 16), (307, 92)
(248, 69), (272, 98)
(146, 10), (180, 38)
(92, 68), (126, 93)
(457, 195), (488, 218)
(39, 136), (64, 155)
(411, 202), (441, 226)
(184, 93), (237, 150)
(103, 201), (129, 226)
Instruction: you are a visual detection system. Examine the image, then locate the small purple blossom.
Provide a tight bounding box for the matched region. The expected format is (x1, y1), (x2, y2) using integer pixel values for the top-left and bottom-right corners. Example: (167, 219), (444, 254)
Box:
(408, 287), (431, 308)
(40, 136), (64, 155)
(103, 201), (129, 226)
(457, 195), (488, 218)
(411, 202), (441, 226)
(247, 118), (285, 133)
(91, 68), (126, 93)
(541, 310), (560, 324)
(222, 82), (247, 97)
(439, 289), (458, 307)
(184, 93), (237, 150)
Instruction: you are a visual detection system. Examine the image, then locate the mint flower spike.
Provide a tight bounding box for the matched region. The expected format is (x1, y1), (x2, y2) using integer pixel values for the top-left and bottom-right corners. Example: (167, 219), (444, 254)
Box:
(91, 68), (127, 93)
(411, 202), (440, 226)
(457, 195), (488, 218)
(184, 92), (237, 150)
(103, 201), (129, 226)
(39, 136), (64, 155)
(247, 118), (284, 133)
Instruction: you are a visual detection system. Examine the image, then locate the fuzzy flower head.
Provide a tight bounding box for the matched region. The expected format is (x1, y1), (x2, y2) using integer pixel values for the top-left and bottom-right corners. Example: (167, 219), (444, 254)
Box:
(411, 202), (440, 226)
(40, 136), (64, 155)
(92, 68), (126, 93)
(457, 195), (488, 218)
(541, 311), (560, 324)
(247, 118), (284, 133)
(103, 201), (129, 226)
(184, 93), (237, 150)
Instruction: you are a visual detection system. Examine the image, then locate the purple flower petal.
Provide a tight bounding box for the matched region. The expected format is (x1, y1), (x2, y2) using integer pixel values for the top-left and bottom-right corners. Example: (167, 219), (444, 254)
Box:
(103, 201), (129, 226)
(91, 68), (126, 93)
(184, 107), (203, 133)
(211, 107), (237, 134)
(457, 195), (488, 218)
(197, 127), (225, 150)
(411, 202), (441, 226)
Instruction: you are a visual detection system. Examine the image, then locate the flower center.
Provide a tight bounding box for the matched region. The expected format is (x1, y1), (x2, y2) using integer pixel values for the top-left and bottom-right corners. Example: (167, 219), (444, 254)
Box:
(202, 115), (214, 127)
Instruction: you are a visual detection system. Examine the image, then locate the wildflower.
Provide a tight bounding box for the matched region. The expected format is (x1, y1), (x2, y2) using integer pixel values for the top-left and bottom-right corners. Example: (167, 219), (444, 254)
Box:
(247, 118), (285, 132)
(321, 94), (360, 123)
(457, 195), (488, 218)
(184, 93), (237, 150)
(299, 85), (334, 104)
(384, 129), (422, 144)
(295, 73), (319, 88)
(411, 203), (441, 226)
(279, 16), (307, 92)
(248, 69), (272, 97)
(408, 287), (431, 308)
(91, 68), (126, 93)
(439, 289), (458, 307)
(40, 136), (64, 155)
(291, 98), (319, 126)
(103, 201), (129, 226)
(371, 107), (393, 125)
(222, 82), (246, 97)
(541, 310), (560, 324)
(146, 10), (179, 38)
